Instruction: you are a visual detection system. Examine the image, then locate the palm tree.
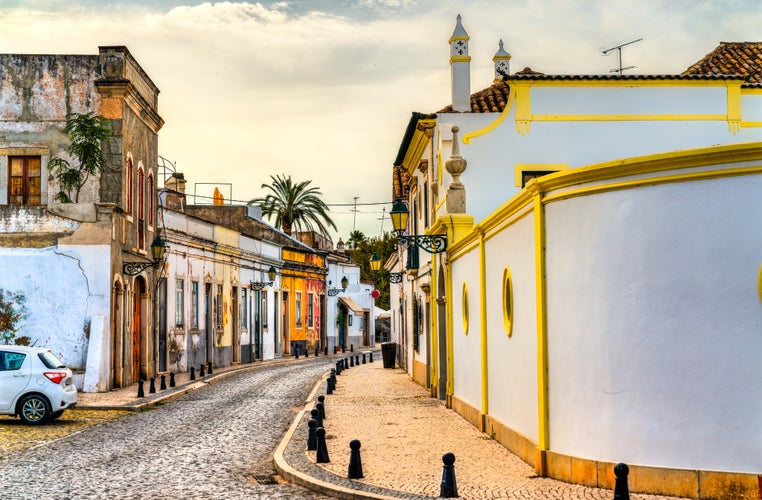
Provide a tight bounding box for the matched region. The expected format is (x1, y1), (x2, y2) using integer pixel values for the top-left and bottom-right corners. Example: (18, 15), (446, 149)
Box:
(248, 174), (337, 237)
(347, 230), (366, 249)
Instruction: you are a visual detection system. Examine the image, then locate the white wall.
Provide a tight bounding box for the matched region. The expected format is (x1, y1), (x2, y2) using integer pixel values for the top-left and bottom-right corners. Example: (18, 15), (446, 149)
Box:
(544, 170), (762, 472)
(450, 248), (482, 410)
(484, 213), (539, 442)
(0, 244), (110, 376)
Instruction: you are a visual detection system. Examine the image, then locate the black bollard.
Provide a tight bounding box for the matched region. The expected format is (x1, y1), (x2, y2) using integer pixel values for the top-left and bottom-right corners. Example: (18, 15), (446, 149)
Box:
(190, 366), (195, 381)
(342, 345), (346, 354)
(170, 372), (176, 387)
(344, 358), (349, 370)
(307, 419), (318, 451)
(348, 439), (364, 479)
(350, 344), (354, 352)
(327, 376), (334, 394)
(316, 346), (319, 357)
(355, 355), (359, 366)
(613, 463), (630, 500)
(440, 452), (458, 498)
(334, 346), (338, 354)
(160, 374), (166, 390)
(137, 379), (145, 398)
(305, 347), (309, 358)
(325, 347), (328, 356)
(350, 356), (355, 367)
(295, 346), (300, 359)
(316, 427), (330, 463)
(370, 352), (374, 363)
(311, 408), (323, 429)
(336, 361), (342, 375)
(317, 397), (326, 420)
(362, 353), (366, 364)
(207, 362), (213, 375)
(199, 363), (205, 377)
(149, 377), (156, 394)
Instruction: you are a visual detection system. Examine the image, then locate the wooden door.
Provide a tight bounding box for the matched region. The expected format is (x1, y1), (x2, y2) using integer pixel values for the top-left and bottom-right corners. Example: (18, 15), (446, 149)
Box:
(132, 284), (142, 383)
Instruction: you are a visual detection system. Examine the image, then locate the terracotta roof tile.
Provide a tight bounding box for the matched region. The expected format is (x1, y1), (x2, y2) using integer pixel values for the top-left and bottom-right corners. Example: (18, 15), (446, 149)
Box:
(392, 165), (410, 200)
(438, 81), (511, 113)
(683, 42), (762, 84)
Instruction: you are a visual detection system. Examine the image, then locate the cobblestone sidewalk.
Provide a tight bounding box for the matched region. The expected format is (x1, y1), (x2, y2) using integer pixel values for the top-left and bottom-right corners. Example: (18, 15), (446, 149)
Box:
(276, 358), (688, 500)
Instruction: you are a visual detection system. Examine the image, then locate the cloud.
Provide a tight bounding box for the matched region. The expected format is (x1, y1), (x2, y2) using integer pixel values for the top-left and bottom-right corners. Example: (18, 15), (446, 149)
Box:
(3, 0), (762, 240)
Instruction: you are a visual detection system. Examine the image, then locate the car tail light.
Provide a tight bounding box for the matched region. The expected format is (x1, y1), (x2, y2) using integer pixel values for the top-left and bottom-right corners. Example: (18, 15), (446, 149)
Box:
(44, 372), (68, 384)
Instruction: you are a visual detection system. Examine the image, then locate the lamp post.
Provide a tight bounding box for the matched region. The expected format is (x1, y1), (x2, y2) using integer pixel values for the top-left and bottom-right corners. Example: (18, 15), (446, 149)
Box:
(123, 236), (168, 275)
(389, 199), (447, 254)
(328, 276), (348, 296)
(250, 266), (277, 291)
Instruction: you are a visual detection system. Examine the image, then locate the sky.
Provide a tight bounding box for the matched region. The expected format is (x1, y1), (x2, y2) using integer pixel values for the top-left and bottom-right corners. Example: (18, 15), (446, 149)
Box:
(2, 0), (761, 242)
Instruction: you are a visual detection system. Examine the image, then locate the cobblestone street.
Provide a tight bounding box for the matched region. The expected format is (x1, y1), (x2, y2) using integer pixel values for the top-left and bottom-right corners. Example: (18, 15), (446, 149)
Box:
(0, 360), (334, 499)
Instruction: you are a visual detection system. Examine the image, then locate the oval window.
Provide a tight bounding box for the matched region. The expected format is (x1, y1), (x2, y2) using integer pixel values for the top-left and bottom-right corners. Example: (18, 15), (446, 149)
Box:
(503, 267), (514, 337)
(462, 282), (469, 335)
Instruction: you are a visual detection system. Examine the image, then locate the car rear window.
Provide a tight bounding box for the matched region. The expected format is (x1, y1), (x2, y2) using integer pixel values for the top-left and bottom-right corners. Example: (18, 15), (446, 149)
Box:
(38, 351), (66, 369)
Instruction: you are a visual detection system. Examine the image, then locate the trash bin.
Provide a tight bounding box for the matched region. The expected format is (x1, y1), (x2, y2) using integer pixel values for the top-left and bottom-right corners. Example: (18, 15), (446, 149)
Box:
(381, 342), (396, 369)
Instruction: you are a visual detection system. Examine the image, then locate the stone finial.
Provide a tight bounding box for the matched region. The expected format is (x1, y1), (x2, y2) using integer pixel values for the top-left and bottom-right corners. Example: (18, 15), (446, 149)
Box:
(445, 126), (467, 214)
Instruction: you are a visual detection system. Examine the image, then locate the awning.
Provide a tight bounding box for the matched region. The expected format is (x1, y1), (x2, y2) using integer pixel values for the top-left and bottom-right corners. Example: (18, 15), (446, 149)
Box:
(339, 296), (365, 315)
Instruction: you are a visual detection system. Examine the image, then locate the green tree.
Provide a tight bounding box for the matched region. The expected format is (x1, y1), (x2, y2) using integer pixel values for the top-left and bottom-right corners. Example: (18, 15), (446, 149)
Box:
(347, 230), (366, 249)
(48, 112), (111, 203)
(0, 288), (27, 345)
(352, 232), (398, 310)
(248, 174), (337, 237)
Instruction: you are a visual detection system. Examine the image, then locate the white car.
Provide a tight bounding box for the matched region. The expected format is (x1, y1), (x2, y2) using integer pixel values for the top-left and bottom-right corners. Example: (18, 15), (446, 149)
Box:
(0, 345), (78, 424)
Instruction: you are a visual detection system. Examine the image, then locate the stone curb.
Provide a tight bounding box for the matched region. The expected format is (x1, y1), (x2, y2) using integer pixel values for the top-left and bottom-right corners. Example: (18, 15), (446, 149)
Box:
(273, 375), (404, 500)
(72, 356), (319, 411)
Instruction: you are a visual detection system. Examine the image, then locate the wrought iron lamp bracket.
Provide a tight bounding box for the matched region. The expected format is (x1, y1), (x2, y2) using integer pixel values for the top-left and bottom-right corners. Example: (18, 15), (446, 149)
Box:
(123, 261), (159, 276)
(397, 233), (447, 254)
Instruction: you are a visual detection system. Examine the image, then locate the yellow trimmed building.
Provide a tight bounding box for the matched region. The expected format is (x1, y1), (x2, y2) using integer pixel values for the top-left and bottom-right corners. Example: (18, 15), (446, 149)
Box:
(389, 18), (762, 498)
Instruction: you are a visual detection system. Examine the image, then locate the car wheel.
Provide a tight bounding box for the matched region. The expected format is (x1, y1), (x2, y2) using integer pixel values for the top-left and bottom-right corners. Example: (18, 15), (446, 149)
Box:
(50, 410), (65, 420)
(18, 394), (51, 425)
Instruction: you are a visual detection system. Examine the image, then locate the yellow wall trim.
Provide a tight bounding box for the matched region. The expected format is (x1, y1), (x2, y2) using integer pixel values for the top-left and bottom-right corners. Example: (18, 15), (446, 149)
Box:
(451, 395), (483, 431)
(461, 409), (759, 498)
(531, 185), (550, 464)
(505, 78), (746, 135)
(515, 163), (569, 187)
(543, 165), (762, 206)
(527, 113), (726, 122)
(412, 359), (427, 387)
(483, 415), (536, 468)
(462, 87), (516, 144)
(478, 227), (488, 416)
(538, 141), (762, 195)
(449, 56), (471, 64)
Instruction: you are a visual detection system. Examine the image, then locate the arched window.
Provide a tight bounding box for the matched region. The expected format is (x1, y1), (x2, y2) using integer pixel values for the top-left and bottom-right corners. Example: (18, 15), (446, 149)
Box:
(126, 157), (133, 216)
(137, 165), (145, 250)
(147, 173), (154, 227)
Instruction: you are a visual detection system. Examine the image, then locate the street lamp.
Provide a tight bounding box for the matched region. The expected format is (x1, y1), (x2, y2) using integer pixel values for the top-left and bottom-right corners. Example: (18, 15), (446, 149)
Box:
(370, 252), (381, 272)
(250, 266), (277, 291)
(390, 199), (447, 254)
(328, 276), (349, 296)
(123, 236), (167, 276)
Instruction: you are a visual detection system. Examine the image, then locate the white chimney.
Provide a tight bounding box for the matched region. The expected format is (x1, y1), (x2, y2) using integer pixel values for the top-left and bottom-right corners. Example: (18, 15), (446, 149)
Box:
(449, 14), (471, 112)
(493, 39), (511, 82)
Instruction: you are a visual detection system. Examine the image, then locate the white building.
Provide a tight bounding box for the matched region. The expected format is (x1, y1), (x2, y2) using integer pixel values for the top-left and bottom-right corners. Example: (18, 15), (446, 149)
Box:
(389, 17), (762, 498)
(326, 253), (376, 353)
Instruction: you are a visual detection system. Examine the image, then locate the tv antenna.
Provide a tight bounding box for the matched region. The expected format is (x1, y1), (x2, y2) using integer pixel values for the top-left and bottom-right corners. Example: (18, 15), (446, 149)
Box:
(601, 38), (642, 75)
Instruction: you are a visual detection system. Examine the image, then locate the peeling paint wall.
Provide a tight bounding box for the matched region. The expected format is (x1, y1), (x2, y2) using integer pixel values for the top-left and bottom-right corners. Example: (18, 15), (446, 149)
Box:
(0, 244), (110, 378)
